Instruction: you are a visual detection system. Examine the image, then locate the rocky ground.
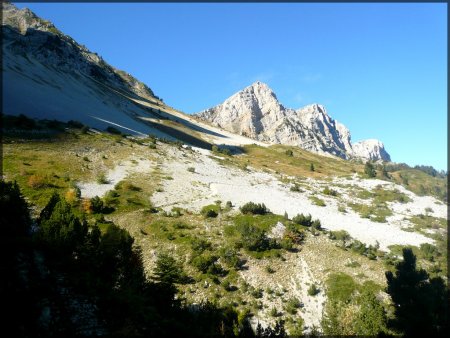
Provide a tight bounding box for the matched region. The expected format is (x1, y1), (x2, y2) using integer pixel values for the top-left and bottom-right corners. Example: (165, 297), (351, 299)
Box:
(150, 144), (442, 251)
(76, 142), (446, 333)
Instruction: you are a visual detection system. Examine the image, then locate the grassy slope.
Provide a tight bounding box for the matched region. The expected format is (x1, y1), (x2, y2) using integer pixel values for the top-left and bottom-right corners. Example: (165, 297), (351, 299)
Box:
(3, 127), (159, 209)
(2, 119), (447, 332)
(213, 143), (447, 203)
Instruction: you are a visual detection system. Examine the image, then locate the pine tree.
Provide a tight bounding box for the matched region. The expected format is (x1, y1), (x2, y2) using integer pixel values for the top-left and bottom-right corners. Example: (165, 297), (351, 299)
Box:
(364, 161), (376, 178)
(353, 289), (387, 335)
(386, 248), (448, 336)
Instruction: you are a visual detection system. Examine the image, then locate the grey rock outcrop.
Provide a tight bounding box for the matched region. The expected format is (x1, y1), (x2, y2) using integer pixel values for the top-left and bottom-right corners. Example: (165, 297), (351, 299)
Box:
(2, 2), (157, 102)
(196, 82), (390, 161)
(352, 139), (391, 162)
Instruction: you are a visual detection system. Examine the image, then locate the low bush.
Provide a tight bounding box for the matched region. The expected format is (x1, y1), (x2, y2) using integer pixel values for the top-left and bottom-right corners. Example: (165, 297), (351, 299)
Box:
(265, 265), (275, 274)
(285, 297), (302, 314)
(236, 223), (277, 252)
(212, 145), (232, 156)
(97, 174), (109, 184)
(191, 253), (221, 275)
(90, 196), (104, 213)
(251, 288), (263, 299)
(191, 238), (212, 254)
(270, 307), (281, 317)
(292, 213), (322, 229)
(308, 284), (320, 296)
(201, 204), (219, 218)
(27, 174), (47, 189)
(323, 187), (338, 196)
(220, 247), (243, 269)
(240, 202), (269, 215)
(420, 243), (438, 262)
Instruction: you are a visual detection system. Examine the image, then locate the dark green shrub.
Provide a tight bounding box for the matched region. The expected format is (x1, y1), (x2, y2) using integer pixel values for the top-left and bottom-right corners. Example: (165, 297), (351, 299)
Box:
(251, 288), (263, 299)
(292, 213), (312, 226)
(38, 196), (88, 253)
(220, 247), (243, 269)
(265, 265), (275, 274)
(14, 114), (37, 130)
(308, 284), (320, 296)
(420, 243), (438, 262)
(90, 196), (104, 213)
(290, 184), (303, 192)
(270, 307), (281, 317)
(239, 202), (269, 215)
(191, 253), (221, 275)
(153, 252), (187, 285)
(191, 238), (212, 254)
(236, 223), (275, 252)
(106, 126), (122, 135)
(0, 180), (31, 237)
(285, 297), (302, 314)
(97, 174), (109, 184)
(323, 187), (338, 196)
(67, 120), (84, 129)
(285, 225), (306, 244)
(201, 204), (219, 218)
(365, 162), (376, 178)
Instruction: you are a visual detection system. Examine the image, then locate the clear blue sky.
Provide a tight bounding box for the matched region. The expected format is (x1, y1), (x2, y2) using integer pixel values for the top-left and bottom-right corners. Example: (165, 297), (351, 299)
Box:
(16, 2), (447, 171)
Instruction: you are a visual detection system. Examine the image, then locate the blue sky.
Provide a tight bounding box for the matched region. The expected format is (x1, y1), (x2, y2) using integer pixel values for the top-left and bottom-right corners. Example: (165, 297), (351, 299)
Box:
(16, 3), (447, 171)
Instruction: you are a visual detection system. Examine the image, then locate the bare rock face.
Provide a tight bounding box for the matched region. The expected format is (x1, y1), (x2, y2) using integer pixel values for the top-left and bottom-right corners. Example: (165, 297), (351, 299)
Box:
(352, 139), (391, 162)
(196, 82), (390, 161)
(2, 2), (157, 102)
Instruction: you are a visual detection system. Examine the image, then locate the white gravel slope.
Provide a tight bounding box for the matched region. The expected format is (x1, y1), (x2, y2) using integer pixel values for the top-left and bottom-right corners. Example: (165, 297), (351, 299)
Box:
(151, 145), (443, 251)
(78, 158), (154, 198)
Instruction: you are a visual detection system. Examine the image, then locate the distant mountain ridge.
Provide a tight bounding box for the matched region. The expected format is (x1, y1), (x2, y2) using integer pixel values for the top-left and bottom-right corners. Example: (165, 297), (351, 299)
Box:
(195, 81), (391, 161)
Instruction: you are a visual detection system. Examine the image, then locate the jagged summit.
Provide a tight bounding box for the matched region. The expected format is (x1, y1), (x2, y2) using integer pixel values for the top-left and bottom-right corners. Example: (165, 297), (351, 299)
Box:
(195, 82), (390, 161)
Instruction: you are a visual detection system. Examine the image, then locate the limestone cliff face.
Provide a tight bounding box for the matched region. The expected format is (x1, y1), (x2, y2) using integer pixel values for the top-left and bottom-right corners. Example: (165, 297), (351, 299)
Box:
(196, 82), (390, 161)
(352, 139), (391, 162)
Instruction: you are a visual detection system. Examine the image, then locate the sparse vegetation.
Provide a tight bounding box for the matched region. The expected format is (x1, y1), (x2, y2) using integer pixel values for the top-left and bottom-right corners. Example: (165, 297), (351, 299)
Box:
(3, 114), (447, 337)
(309, 195), (326, 206)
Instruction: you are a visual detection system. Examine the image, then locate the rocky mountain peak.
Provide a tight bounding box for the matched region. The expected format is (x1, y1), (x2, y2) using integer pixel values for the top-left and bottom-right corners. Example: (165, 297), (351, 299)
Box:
(232, 81), (281, 109)
(195, 83), (391, 162)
